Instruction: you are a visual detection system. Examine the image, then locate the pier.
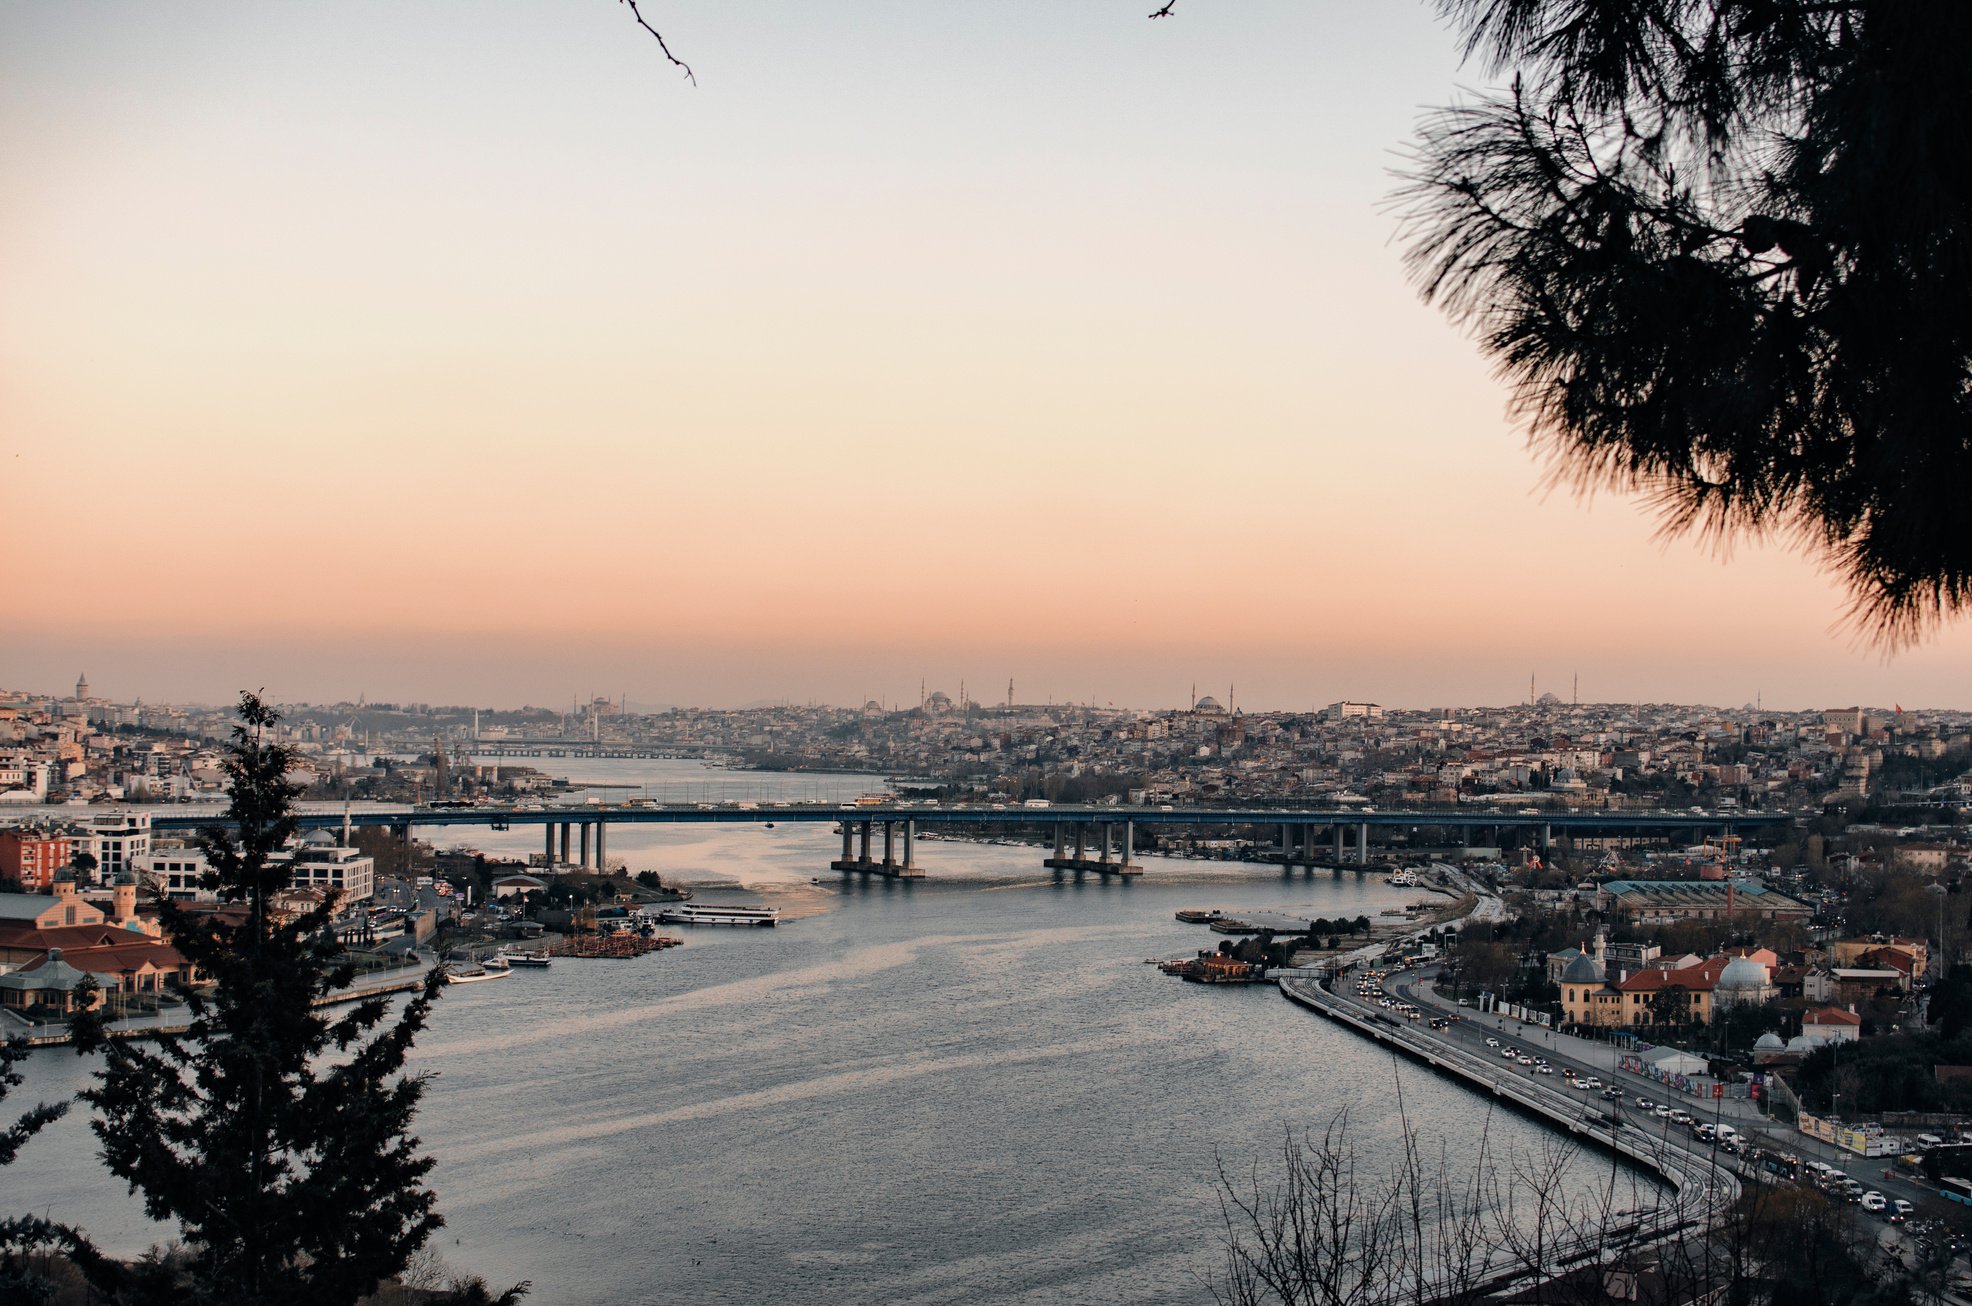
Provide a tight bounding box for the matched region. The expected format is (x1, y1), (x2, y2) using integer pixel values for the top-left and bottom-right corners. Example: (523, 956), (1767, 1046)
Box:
(830, 818), (925, 877)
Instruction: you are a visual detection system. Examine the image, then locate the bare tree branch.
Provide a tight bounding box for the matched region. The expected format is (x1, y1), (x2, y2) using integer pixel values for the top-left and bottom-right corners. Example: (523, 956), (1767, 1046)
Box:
(1149, 3), (1179, 18)
(620, 0), (695, 84)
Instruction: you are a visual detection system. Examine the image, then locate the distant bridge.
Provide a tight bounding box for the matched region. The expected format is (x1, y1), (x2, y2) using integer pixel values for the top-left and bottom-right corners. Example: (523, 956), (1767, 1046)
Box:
(151, 804), (1797, 880)
(456, 741), (724, 760)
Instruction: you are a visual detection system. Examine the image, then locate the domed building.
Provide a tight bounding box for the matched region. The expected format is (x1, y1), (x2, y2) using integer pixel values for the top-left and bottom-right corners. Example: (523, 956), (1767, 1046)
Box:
(1714, 955), (1775, 1008)
(1192, 695), (1224, 715)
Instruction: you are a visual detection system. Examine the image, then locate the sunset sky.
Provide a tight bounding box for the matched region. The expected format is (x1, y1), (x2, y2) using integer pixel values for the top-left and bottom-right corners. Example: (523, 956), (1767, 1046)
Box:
(6, 1), (1969, 712)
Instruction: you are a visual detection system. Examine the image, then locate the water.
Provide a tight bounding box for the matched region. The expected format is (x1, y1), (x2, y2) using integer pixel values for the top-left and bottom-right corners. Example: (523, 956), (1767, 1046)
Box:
(10, 762), (1648, 1304)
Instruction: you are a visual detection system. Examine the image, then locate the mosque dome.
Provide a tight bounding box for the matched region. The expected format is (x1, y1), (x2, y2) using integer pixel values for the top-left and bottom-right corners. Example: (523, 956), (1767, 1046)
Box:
(1754, 1032), (1785, 1052)
(1560, 954), (1605, 984)
(1785, 1034), (1812, 1053)
(1194, 696), (1223, 712)
(302, 829), (338, 847)
(1718, 957), (1769, 990)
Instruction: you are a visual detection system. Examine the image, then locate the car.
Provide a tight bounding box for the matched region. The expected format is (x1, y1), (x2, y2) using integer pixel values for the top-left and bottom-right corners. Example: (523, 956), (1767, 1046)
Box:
(1581, 1077), (1603, 1089)
(1485, 1037), (1500, 1048)
(1861, 1191), (1887, 1213)
(1635, 1097), (1655, 1111)
(1518, 1057), (1535, 1066)
(1654, 1105), (1673, 1118)
(1533, 1065), (1554, 1075)
(1890, 1199), (1914, 1222)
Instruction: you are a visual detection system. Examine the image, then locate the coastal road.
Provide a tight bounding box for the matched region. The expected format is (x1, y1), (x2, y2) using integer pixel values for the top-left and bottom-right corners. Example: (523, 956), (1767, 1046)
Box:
(1367, 963), (1951, 1219)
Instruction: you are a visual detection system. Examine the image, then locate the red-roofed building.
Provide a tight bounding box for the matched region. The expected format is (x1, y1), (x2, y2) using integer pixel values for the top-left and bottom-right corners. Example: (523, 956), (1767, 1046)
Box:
(1800, 1006), (1862, 1047)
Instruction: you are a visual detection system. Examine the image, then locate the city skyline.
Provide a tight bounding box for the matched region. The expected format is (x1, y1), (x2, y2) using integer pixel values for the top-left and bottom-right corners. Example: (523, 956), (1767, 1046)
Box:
(9, 3), (1972, 711)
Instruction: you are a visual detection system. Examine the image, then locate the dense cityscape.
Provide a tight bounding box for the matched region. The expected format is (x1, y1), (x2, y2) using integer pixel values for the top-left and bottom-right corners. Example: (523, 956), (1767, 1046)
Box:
(14, 676), (1972, 815)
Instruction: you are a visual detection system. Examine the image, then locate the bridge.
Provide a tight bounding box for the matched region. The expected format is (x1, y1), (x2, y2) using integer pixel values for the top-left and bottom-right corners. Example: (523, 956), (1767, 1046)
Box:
(456, 741), (723, 760)
(151, 804), (1797, 880)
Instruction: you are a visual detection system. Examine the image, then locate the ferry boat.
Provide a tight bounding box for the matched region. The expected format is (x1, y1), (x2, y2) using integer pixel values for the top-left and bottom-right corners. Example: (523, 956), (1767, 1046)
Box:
(505, 951), (553, 968)
(1387, 868), (1422, 887)
(652, 903), (780, 928)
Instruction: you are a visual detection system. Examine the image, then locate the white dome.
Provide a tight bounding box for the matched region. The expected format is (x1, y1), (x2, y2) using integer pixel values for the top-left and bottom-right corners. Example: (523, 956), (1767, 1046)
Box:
(1785, 1034), (1812, 1052)
(1754, 1032), (1785, 1051)
(1718, 957), (1769, 990)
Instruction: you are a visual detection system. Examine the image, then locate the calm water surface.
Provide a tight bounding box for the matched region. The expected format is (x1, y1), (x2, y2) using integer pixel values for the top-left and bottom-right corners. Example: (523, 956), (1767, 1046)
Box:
(13, 764), (1644, 1304)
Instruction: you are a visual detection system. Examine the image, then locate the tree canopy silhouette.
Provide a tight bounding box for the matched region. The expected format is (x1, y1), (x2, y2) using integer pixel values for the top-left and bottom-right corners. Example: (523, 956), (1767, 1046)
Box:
(73, 692), (469, 1306)
(1399, 2), (1972, 642)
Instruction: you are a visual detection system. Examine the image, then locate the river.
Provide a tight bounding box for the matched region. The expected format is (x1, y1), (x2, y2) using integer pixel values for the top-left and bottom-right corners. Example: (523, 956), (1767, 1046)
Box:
(11, 760), (1645, 1304)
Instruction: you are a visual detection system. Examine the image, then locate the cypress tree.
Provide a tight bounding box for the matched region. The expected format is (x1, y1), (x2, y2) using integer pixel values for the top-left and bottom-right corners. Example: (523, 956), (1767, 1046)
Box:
(75, 692), (453, 1305)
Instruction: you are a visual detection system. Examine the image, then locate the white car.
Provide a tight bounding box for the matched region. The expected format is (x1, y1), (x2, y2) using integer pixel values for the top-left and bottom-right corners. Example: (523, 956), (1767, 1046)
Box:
(1860, 1191), (1887, 1213)
(1485, 1037), (1501, 1048)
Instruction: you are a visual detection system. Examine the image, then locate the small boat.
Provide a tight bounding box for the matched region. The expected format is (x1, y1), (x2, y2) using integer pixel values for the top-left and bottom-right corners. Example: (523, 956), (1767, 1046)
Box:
(444, 954), (512, 984)
(505, 951), (553, 969)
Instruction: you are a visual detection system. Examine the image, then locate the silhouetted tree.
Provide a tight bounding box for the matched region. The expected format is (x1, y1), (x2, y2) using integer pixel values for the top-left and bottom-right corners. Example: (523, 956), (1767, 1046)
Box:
(1401, 2), (1972, 641)
(72, 693), (506, 1305)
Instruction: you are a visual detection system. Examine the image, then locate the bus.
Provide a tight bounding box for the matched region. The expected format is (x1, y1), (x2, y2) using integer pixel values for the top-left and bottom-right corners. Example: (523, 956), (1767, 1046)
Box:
(1940, 1176), (1972, 1207)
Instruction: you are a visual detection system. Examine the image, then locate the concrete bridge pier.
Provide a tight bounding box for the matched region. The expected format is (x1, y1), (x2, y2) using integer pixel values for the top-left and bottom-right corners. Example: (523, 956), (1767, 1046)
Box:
(896, 819), (921, 877)
(560, 823), (572, 868)
(1279, 823), (1294, 865)
(860, 820), (873, 863)
(579, 822), (591, 870)
(1356, 823), (1369, 865)
(1098, 823), (1112, 867)
(1301, 825), (1321, 866)
(882, 821), (896, 870)
(544, 823), (554, 865)
(1117, 819), (1141, 875)
(1333, 825), (1345, 862)
(596, 821), (607, 873)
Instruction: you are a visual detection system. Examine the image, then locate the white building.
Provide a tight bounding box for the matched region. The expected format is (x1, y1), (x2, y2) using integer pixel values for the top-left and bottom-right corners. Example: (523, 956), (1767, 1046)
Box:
(1799, 1006), (1862, 1047)
(134, 845), (218, 902)
(79, 812), (152, 881)
(281, 832), (375, 905)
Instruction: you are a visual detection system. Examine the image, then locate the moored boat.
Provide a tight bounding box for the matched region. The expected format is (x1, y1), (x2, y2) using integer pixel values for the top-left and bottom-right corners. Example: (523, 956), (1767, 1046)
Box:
(652, 903), (779, 928)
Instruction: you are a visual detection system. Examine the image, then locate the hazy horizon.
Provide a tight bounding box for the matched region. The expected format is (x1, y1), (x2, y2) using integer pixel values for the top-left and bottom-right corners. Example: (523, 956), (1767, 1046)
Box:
(10, 2), (1972, 712)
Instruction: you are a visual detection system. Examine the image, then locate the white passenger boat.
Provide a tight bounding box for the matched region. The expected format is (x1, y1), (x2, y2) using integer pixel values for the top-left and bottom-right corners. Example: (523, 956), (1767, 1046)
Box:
(444, 953), (512, 983)
(652, 903), (779, 928)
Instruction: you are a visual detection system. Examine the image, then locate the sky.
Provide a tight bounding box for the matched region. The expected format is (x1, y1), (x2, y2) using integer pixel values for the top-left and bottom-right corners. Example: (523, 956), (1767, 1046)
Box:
(5, 1), (1969, 713)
